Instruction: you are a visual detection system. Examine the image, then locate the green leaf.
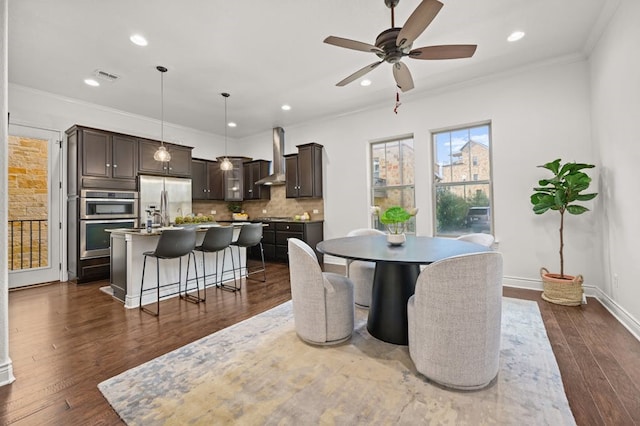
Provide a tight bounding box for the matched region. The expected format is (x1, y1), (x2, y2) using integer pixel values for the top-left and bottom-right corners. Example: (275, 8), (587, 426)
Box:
(576, 192), (598, 201)
(566, 205), (589, 215)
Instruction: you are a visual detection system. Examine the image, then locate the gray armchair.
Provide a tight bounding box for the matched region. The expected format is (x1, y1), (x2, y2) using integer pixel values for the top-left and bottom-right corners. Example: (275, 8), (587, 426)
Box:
(288, 238), (355, 345)
(407, 252), (503, 390)
(346, 228), (386, 307)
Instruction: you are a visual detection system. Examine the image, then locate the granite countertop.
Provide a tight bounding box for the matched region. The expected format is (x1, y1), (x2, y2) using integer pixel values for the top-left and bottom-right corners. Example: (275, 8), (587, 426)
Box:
(107, 223), (249, 236)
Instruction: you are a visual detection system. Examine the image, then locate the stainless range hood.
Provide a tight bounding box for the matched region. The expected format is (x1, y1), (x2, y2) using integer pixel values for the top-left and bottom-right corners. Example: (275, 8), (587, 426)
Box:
(255, 127), (286, 186)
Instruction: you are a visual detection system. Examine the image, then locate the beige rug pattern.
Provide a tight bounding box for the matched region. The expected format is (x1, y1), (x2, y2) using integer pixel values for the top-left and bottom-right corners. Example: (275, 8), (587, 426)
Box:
(99, 298), (575, 425)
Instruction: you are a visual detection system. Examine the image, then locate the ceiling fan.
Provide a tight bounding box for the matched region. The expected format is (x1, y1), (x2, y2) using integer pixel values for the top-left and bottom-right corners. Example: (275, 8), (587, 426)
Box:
(324, 0), (477, 92)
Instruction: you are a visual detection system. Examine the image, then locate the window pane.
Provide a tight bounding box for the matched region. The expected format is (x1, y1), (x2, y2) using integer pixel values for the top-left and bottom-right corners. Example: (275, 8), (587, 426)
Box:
(433, 124), (492, 237)
(370, 137), (415, 232)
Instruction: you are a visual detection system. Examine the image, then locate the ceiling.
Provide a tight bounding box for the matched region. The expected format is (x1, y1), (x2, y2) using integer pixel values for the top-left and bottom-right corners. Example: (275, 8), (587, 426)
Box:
(8, 0), (612, 139)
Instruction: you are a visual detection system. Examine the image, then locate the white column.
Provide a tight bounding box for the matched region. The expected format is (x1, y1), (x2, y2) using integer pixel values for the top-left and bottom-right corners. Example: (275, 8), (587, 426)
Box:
(0, 0), (15, 386)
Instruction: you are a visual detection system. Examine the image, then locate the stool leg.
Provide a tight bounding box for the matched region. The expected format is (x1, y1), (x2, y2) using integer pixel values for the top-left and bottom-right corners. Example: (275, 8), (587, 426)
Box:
(139, 255), (148, 311)
(220, 246), (239, 292)
(182, 252), (204, 303)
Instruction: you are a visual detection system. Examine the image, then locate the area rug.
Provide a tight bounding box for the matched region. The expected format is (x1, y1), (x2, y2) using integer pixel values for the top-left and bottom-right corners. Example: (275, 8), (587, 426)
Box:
(99, 298), (575, 425)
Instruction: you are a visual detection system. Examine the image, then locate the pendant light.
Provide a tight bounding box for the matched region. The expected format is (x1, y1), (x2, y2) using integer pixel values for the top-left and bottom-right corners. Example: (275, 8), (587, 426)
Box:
(153, 65), (171, 162)
(219, 92), (233, 171)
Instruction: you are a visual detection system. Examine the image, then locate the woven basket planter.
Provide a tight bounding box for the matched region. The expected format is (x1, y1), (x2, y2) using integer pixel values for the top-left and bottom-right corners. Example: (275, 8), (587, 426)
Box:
(540, 267), (583, 306)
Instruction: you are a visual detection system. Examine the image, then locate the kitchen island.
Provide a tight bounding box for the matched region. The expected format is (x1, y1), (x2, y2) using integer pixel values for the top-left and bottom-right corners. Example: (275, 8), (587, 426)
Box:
(108, 224), (247, 308)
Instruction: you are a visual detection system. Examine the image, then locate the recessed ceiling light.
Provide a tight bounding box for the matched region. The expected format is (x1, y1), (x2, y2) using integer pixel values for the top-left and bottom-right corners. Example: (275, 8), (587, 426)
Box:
(281, 104), (291, 111)
(228, 122), (237, 128)
(360, 79), (372, 87)
(84, 78), (100, 87)
(507, 31), (525, 42)
(130, 34), (148, 46)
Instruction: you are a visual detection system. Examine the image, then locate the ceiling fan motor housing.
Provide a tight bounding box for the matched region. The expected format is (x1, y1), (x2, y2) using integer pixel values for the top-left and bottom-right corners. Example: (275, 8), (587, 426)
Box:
(375, 28), (411, 64)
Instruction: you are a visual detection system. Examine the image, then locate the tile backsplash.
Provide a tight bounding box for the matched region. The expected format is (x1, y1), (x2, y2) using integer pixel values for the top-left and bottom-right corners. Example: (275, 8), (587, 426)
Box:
(192, 185), (324, 221)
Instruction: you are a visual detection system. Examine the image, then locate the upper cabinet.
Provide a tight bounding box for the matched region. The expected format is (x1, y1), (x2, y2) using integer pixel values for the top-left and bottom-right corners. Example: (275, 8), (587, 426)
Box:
(243, 159), (271, 200)
(285, 143), (323, 198)
(67, 126), (137, 191)
(192, 158), (224, 200)
(218, 157), (250, 201)
(138, 139), (192, 177)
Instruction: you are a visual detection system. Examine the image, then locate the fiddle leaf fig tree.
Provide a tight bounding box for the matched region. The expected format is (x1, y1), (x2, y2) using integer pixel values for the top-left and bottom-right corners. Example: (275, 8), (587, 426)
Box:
(530, 159), (598, 278)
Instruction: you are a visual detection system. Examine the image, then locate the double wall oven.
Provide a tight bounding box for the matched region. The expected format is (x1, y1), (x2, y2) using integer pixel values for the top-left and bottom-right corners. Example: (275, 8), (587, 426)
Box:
(79, 190), (138, 259)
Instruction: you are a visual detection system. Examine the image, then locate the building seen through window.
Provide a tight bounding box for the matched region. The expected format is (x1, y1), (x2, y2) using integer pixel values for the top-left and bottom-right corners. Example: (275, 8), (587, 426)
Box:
(370, 137), (416, 233)
(433, 123), (493, 236)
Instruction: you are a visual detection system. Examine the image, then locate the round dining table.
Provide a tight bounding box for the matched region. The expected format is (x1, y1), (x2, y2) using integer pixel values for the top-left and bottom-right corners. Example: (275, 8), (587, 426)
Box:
(317, 234), (491, 345)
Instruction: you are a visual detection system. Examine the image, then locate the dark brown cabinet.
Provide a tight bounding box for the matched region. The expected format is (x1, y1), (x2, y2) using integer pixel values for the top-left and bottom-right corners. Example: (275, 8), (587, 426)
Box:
(248, 220), (323, 263)
(192, 159), (224, 200)
(218, 157), (250, 201)
(243, 160), (271, 200)
(285, 143), (323, 198)
(138, 139), (192, 177)
(68, 126), (138, 190)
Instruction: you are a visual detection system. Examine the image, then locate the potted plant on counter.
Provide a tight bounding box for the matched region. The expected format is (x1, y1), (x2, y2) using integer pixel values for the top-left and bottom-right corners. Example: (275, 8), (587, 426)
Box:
(377, 206), (418, 246)
(530, 158), (598, 306)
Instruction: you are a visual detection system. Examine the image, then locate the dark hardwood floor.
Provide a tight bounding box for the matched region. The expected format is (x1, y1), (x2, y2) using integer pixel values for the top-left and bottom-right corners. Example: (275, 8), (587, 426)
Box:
(1, 262), (638, 425)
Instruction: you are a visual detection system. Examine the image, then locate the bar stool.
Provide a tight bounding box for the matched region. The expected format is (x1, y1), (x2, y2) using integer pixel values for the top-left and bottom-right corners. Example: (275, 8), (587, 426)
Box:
(193, 226), (236, 293)
(230, 223), (266, 288)
(139, 228), (199, 316)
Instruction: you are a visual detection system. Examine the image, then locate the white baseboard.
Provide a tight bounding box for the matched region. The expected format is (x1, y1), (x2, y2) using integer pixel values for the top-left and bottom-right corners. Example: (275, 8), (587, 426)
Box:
(0, 358), (15, 387)
(502, 276), (640, 342)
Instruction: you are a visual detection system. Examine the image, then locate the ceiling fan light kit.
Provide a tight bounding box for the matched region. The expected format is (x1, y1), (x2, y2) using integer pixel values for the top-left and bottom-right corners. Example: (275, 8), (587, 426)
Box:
(324, 0), (477, 102)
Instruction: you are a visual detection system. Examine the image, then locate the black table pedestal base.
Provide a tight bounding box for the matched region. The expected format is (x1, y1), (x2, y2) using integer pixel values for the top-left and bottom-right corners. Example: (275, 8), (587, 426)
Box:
(367, 261), (420, 345)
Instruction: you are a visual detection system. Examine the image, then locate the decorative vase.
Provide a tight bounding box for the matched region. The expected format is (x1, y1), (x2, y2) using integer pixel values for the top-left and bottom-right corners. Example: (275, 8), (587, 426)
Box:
(386, 233), (406, 246)
(540, 267), (584, 306)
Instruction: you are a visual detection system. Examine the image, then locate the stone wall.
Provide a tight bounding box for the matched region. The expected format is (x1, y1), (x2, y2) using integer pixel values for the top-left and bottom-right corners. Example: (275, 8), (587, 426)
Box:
(7, 136), (49, 269)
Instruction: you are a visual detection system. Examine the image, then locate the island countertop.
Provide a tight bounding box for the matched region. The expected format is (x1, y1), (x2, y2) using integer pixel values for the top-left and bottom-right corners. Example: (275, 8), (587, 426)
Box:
(107, 222), (251, 236)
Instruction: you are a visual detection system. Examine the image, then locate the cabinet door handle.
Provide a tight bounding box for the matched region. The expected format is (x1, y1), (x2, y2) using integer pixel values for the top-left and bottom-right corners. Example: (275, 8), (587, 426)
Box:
(106, 163), (110, 167)
(113, 164), (118, 168)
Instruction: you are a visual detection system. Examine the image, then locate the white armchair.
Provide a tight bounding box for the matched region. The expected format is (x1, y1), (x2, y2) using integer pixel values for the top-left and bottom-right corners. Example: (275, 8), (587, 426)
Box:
(346, 228), (385, 307)
(288, 238), (355, 345)
(407, 252), (503, 390)
(456, 233), (495, 247)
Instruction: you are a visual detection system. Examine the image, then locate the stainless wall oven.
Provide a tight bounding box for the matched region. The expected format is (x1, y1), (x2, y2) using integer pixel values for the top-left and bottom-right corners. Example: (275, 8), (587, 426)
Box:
(80, 190), (138, 219)
(79, 190), (139, 259)
(80, 218), (138, 259)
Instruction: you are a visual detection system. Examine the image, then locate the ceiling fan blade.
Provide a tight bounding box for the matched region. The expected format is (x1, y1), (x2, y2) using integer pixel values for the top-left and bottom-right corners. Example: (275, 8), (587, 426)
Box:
(409, 44), (477, 60)
(393, 62), (414, 92)
(324, 36), (383, 54)
(336, 61), (384, 87)
(396, 0), (444, 49)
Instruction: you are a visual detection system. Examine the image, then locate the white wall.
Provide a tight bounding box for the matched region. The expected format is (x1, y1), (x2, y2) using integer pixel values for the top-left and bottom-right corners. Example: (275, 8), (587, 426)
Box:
(1, 0), (16, 387)
(589, 0), (640, 333)
(8, 84), (227, 160)
(241, 58), (602, 292)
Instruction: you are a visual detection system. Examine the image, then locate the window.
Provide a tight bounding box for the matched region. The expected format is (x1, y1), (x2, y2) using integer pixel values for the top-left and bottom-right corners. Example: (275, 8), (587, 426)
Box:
(432, 123), (492, 236)
(370, 136), (415, 233)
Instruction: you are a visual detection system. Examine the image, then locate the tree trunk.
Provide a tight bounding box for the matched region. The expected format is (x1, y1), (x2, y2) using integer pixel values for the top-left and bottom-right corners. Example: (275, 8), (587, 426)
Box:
(559, 209), (565, 278)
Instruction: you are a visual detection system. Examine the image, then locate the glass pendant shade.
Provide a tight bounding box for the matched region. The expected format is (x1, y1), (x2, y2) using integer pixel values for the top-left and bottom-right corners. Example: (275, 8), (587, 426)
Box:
(154, 65), (171, 163)
(220, 157), (233, 171)
(153, 145), (171, 162)
(220, 92), (233, 171)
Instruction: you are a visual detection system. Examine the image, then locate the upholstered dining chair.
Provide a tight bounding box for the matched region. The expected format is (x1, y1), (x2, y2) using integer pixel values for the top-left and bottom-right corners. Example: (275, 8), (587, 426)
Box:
(139, 228), (198, 316)
(288, 238), (355, 345)
(456, 233), (495, 248)
(346, 228), (385, 307)
(193, 225), (236, 293)
(407, 251), (503, 390)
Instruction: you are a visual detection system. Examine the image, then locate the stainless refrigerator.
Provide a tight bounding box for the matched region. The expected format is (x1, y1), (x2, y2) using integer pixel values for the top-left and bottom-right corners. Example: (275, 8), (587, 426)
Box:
(139, 175), (192, 225)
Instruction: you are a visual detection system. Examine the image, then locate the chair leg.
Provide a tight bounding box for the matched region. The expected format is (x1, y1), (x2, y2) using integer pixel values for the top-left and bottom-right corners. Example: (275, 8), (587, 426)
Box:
(245, 243), (267, 283)
(181, 253), (204, 303)
(140, 256), (160, 316)
(220, 247), (240, 292)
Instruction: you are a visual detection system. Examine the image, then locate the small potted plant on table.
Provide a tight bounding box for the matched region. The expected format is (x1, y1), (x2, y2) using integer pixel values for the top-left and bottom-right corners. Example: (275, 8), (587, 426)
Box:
(378, 206), (418, 246)
(530, 158), (598, 306)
